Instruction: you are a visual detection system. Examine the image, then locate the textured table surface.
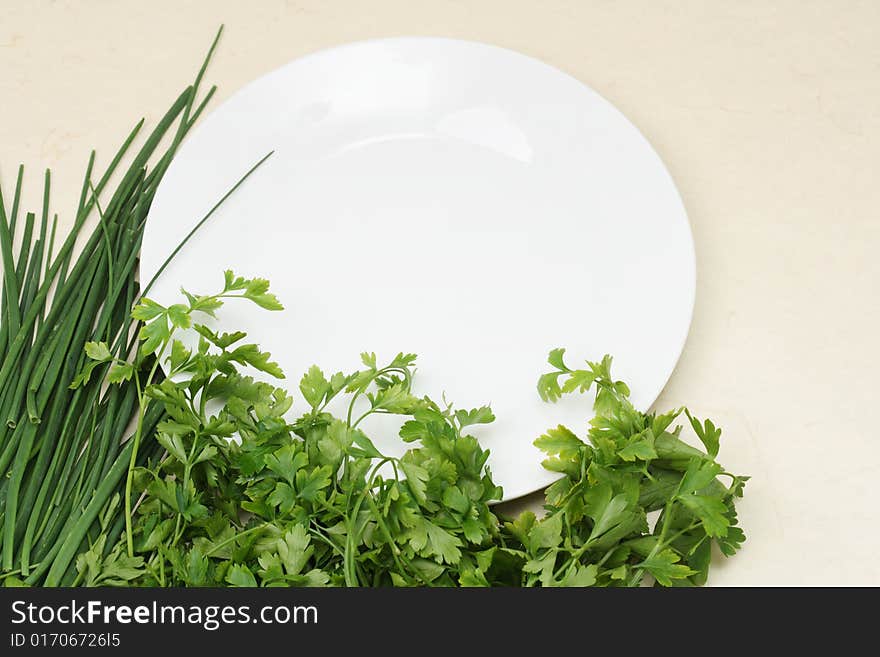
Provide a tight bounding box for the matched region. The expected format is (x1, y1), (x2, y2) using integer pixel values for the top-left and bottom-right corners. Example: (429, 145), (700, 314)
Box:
(2, 0), (878, 585)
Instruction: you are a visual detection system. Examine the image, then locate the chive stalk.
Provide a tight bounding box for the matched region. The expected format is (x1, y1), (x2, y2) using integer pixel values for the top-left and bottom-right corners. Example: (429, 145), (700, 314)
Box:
(0, 27), (233, 584)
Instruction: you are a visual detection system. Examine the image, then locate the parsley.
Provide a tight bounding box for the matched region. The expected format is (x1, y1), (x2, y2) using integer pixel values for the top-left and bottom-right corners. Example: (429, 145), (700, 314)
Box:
(526, 349), (749, 586)
(69, 279), (747, 587)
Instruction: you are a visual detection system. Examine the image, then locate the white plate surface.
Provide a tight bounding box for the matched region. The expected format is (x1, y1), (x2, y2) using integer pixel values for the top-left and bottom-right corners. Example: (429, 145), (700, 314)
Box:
(141, 37), (695, 501)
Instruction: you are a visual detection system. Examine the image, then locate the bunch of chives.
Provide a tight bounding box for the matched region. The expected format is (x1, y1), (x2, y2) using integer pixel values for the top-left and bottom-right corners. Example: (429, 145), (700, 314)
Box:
(0, 29), (222, 586)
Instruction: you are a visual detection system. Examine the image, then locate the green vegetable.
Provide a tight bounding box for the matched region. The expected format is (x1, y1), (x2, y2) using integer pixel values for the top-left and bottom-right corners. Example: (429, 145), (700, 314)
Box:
(0, 27), (252, 586)
(529, 349), (748, 586)
(63, 276), (746, 587)
(68, 274), (501, 586)
(2, 27), (748, 587)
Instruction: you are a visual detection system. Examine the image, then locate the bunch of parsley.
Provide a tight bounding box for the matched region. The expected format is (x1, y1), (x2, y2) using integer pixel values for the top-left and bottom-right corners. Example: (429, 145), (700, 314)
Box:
(504, 353), (747, 586)
(71, 273), (747, 587)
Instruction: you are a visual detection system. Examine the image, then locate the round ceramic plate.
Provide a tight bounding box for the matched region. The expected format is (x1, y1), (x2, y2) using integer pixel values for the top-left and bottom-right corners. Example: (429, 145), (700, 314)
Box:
(141, 37), (695, 501)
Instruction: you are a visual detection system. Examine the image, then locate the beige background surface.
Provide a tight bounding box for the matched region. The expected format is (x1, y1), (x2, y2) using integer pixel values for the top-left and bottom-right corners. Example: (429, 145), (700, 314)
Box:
(2, 1), (879, 585)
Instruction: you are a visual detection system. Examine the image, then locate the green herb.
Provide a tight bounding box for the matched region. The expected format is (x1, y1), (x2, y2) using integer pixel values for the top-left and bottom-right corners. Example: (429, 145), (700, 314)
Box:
(65, 275), (746, 587)
(69, 273), (501, 586)
(0, 27), (239, 586)
(1, 26), (748, 587)
(525, 349), (748, 586)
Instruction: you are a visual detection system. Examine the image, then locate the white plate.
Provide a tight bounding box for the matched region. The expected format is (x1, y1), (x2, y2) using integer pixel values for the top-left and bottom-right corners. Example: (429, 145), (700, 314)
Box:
(141, 37), (695, 501)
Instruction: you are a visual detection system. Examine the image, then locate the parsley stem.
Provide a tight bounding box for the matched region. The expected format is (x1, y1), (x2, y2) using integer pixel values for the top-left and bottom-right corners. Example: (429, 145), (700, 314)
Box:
(362, 486), (429, 586)
(124, 342), (167, 557)
(628, 500), (677, 587)
(666, 521), (701, 545)
(308, 522), (345, 560)
(344, 458), (394, 585)
(345, 365), (412, 427)
(203, 522), (269, 558)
